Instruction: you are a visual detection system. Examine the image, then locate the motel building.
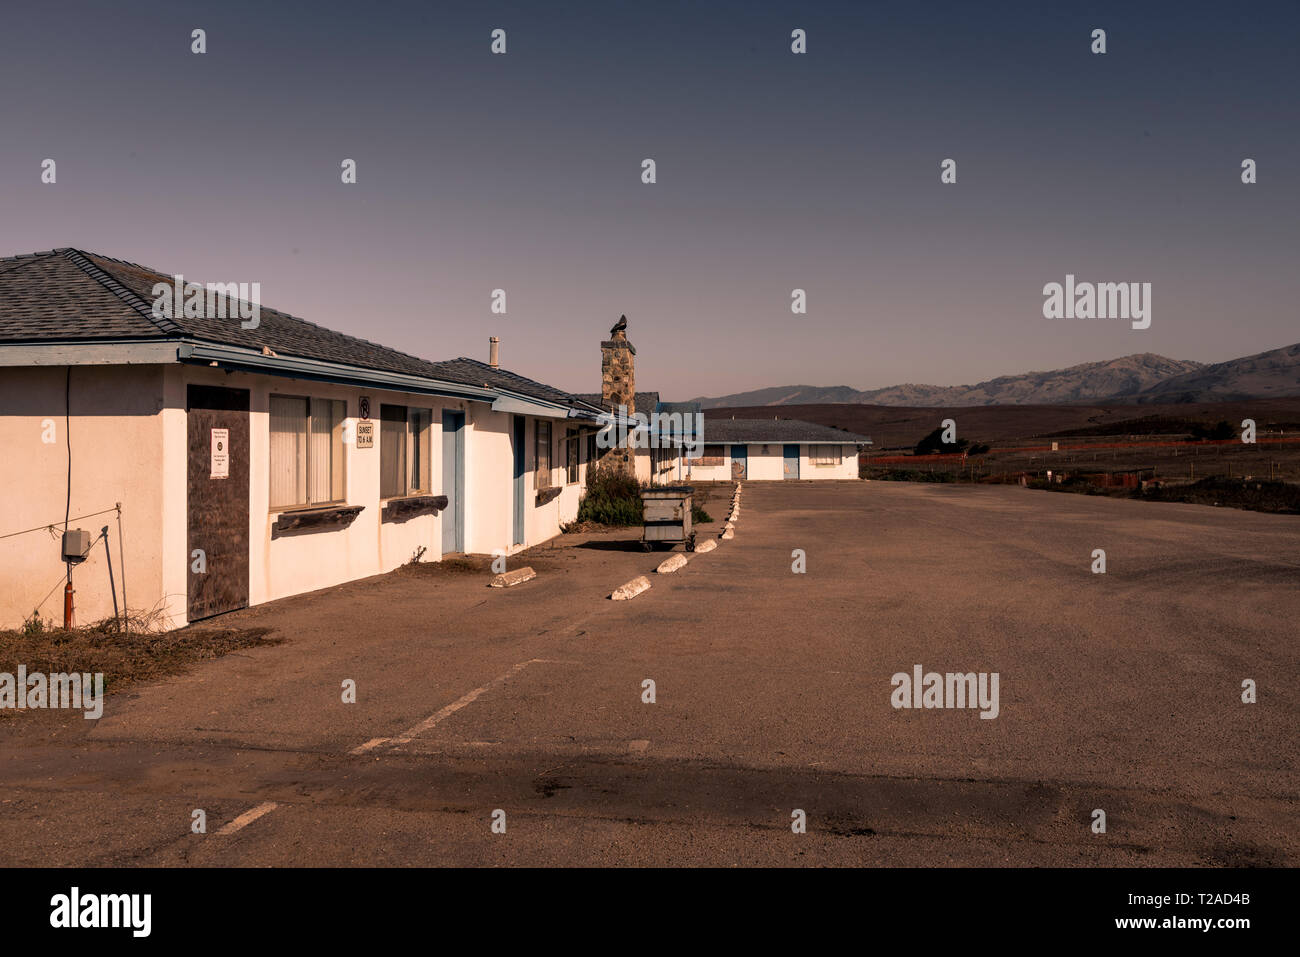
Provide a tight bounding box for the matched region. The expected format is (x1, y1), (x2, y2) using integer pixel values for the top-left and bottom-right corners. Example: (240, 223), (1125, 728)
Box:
(0, 249), (668, 630)
(685, 418), (871, 481)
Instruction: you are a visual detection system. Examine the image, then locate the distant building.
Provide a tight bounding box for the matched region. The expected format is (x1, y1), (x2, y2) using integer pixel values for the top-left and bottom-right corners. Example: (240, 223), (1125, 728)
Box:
(687, 418), (871, 481)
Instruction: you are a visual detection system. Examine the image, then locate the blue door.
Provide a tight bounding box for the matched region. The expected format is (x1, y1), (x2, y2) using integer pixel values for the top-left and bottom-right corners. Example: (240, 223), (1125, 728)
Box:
(441, 411), (465, 553)
(512, 415), (526, 546)
(783, 444), (800, 480)
(730, 445), (747, 480)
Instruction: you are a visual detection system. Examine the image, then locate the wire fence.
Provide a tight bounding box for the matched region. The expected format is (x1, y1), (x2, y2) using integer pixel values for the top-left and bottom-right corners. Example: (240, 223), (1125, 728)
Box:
(0, 505), (122, 542)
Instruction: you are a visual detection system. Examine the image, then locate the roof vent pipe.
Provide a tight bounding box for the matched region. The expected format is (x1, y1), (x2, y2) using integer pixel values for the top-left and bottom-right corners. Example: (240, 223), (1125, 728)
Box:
(489, 336), (499, 369)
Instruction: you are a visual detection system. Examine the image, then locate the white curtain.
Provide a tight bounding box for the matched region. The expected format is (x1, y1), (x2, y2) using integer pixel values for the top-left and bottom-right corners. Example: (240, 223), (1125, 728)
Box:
(270, 396), (307, 508)
(380, 405), (407, 499)
(309, 398), (337, 504)
(811, 444), (842, 465)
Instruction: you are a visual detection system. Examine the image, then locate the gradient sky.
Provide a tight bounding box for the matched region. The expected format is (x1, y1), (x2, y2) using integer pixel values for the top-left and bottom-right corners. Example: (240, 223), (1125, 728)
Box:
(2, 0), (1297, 399)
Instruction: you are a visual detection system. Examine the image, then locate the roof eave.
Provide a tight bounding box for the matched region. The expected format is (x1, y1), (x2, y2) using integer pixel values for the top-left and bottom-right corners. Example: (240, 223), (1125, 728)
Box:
(491, 390), (592, 418)
(177, 341), (498, 401)
(0, 338), (179, 366)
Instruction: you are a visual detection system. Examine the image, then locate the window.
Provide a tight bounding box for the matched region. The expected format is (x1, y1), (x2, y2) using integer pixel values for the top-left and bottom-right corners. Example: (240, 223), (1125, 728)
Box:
(698, 445), (726, 466)
(653, 444), (676, 475)
(585, 430), (598, 466)
(565, 428), (579, 484)
(810, 444), (843, 466)
(535, 420), (552, 489)
(380, 404), (433, 498)
(269, 395), (345, 510)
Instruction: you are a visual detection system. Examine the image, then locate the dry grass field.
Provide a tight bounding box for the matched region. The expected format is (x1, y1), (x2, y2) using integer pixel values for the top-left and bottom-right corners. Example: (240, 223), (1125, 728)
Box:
(709, 397), (1300, 451)
(710, 399), (1300, 493)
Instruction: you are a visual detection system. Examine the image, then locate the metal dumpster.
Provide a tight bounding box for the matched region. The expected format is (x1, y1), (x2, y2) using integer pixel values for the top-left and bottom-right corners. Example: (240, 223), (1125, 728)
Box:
(640, 486), (695, 551)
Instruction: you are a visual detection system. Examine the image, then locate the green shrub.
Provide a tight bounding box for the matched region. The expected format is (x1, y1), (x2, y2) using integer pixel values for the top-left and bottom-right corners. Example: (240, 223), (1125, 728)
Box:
(576, 463), (644, 526)
(575, 464), (716, 527)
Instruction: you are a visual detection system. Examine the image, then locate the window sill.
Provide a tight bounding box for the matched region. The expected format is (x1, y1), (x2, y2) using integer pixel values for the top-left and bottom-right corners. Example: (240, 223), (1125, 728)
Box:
(382, 494), (449, 523)
(272, 504), (364, 536)
(535, 486), (562, 507)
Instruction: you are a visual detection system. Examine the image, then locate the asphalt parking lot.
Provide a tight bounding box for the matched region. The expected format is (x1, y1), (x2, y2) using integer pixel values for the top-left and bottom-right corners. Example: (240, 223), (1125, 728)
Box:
(1, 480), (1296, 866)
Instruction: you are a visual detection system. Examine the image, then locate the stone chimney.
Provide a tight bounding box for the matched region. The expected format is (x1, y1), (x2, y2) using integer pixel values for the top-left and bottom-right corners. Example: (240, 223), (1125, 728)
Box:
(488, 336), (499, 369)
(600, 315), (636, 474)
(601, 315), (635, 415)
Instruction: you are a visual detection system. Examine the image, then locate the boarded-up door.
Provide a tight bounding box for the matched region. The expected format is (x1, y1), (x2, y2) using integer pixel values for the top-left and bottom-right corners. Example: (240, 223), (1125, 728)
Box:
(730, 445), (747, 480)
(187, 385), (250, 621)
(783, 444), (800, 480)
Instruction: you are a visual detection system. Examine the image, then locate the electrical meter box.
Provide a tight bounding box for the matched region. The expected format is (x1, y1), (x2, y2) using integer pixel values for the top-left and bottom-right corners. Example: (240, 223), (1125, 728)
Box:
(61, 529), (91, 563)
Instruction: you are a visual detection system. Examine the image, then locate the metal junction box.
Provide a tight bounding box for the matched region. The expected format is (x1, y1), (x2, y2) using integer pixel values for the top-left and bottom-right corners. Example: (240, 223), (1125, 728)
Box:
(62, 528), (91, 563)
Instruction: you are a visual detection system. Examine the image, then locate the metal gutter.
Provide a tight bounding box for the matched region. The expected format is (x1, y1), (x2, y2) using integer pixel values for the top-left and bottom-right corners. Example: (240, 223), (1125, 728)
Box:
(177, 341), (499, 401)
(491, 392), (580, 418)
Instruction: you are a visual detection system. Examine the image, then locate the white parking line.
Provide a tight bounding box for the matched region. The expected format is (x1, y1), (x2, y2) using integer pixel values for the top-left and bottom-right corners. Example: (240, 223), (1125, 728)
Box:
(350, 658), (559, 755)
(215, 801), (279, 835)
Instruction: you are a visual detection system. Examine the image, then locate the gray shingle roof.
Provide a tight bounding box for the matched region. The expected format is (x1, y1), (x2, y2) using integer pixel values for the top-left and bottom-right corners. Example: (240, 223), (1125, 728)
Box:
(0, 249), (164, 339)
(573, 391), (660, 413)
(0, 248), (586, 410)
(700, 417), (871, 445)
(437, 358), (592, 408)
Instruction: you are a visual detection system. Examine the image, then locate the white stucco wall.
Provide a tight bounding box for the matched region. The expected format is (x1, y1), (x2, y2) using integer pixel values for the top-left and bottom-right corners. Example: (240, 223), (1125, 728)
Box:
(0, 364), (169, 630)
(3, 361), (633, 630)
(0, 362), (590, 629)
(683, 448), (734, 482)
(743, 445), (784, 481)
(461, 406), (513, 557)
(523, 415), (582, 547)
(167, 365), (476, 621)
(801, 444), (859, 480)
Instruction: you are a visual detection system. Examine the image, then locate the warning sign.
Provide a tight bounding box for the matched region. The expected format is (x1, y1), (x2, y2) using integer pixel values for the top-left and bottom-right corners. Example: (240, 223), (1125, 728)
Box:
(356, 420), (374, 449)
(210, 428), (229, 479)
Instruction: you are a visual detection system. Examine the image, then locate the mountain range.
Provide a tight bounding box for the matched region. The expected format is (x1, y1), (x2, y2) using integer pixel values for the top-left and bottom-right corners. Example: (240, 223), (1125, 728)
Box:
(690, 342), (1300, 409)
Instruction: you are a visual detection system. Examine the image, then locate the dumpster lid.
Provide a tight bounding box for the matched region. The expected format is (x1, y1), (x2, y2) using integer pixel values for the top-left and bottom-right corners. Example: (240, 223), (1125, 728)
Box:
(640, 485), (695, 497)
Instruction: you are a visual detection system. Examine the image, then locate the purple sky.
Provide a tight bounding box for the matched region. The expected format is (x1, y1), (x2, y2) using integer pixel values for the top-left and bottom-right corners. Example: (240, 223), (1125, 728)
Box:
(2, 0), (1296, 399)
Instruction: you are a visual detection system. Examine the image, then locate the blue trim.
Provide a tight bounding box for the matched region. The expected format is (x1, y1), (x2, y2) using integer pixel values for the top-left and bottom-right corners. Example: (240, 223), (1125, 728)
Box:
(441, 411), (466, 553)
